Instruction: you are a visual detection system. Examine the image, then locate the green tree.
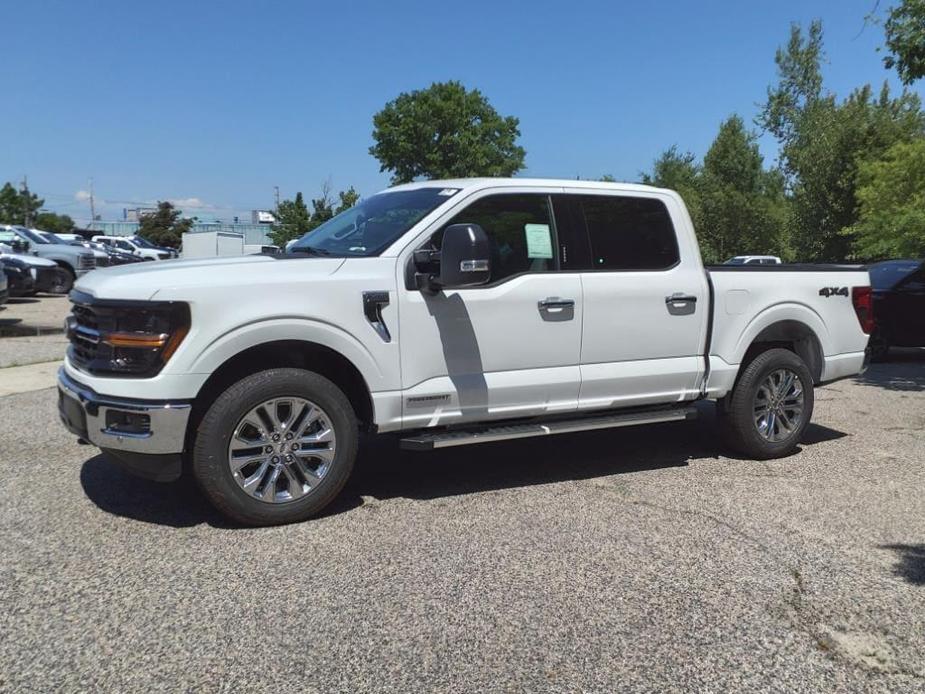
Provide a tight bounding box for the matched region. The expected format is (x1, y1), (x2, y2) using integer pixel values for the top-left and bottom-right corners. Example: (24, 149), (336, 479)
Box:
(335, 186), (360, 214)
(136, 201), (194, 248)
(0, 182), (43, 226)
(34, 212), (75, 234)
(269, 192), (312, 246)
(850, 137), (925, 259)
(883, 0), (925, 84)
(760, 21), (925, 261)
(269, 184), (360, 247)
(698, 116), (790, 263)
(370, 81), (526, 184)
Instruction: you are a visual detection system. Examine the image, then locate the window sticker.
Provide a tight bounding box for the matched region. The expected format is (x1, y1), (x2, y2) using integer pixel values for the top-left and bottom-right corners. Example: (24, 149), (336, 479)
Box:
(524, 223), (553, 259)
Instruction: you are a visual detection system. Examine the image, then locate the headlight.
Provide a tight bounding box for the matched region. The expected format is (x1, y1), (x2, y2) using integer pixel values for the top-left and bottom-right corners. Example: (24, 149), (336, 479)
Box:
(66, 292), (191, 377)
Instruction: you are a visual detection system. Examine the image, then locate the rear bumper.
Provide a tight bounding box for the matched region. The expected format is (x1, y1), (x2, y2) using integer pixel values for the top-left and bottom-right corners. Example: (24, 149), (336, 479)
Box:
(57, 367), (191, 456)
(819, 350), (867, 385)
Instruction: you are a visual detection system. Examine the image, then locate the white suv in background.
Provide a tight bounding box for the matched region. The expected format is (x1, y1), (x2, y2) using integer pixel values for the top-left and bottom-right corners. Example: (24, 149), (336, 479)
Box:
(724, 255), (782, 265)
(91, 235), (175, 261)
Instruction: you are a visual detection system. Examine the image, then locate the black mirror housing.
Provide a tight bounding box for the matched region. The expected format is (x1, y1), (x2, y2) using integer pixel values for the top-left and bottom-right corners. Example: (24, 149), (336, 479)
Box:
(437, 223), (491, 288)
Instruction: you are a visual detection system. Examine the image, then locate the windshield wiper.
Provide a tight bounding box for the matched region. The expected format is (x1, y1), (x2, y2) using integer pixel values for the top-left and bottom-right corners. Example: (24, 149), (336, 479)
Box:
(288, 245), (332, 257)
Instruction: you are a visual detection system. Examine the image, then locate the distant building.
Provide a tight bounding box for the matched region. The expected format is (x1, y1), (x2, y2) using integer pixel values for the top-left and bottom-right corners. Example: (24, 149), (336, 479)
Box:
(123, 207), (158, 221)
(252, 210), (276, 224)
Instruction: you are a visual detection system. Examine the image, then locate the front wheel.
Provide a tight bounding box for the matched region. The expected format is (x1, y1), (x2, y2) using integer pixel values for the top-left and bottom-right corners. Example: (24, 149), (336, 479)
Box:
(48, 267), (74, 294)
(719, 348), (815, 460)
(192, 368), (358, 526)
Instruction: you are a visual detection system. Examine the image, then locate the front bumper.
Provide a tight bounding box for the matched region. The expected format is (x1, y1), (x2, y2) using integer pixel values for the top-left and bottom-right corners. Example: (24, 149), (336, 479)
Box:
(57, 367), (191, 456)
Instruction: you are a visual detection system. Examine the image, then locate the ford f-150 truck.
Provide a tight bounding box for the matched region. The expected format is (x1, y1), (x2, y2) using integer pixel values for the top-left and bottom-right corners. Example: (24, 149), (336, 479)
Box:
(57, 179), (872, 525)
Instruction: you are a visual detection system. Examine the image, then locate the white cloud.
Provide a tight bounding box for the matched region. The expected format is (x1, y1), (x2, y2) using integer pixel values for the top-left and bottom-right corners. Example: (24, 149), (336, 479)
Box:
(168, 197), (211, 209)
(74, 190), (92, 202)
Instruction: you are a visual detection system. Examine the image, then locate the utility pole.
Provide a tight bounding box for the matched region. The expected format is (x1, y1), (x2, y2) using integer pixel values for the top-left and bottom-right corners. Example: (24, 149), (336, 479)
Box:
(20, 176), (34, 227)
(88, 178), (96, 230)
(274, 185), (280, 212)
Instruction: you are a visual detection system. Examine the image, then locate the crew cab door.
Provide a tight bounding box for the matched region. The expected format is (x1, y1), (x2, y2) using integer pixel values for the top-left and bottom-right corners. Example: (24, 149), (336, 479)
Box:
(396, 190), (583, 428)
(561, 190), (710, 409)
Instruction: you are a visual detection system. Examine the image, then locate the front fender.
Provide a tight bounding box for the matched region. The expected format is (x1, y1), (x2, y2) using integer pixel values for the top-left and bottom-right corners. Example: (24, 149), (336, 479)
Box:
(185, 317), (390, 391)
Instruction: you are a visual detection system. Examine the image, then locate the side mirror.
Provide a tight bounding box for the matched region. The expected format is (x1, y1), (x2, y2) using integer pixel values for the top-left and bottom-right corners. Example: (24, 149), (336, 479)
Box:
(436, 223), (491, 289)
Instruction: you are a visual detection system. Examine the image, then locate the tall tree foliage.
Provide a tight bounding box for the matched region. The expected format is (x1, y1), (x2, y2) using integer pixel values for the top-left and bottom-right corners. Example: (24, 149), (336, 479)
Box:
(270, 184), (360, 246)
(370, 81), (525, 184)
(759, 21), (925, 261)
(136, 201), (194, 248)
(641, 125), (787, 264)
(698, 116), (789, 262)
(0, 182), (43, 226)
(34, 212), (75, 233)
(850, 137), (925, 258)
(883, 0), (925, 84)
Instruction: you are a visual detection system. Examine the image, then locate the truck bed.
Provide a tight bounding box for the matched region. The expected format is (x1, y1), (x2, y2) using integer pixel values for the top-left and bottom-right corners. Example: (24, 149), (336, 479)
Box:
(703, 264), (871, 398)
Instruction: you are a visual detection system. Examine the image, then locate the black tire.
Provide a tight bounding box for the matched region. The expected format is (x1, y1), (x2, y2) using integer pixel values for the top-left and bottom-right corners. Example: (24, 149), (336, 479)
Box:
(192, 368), (358, 526)
(868, 329), (890, 362)
(719, 348), (815, 460)
(48, 267), (74, 294)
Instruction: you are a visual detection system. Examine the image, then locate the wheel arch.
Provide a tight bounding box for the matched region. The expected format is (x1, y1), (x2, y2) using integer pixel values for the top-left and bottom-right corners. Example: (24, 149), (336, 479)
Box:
(190, 340), (375, 439)
(741, 320), (825, 384)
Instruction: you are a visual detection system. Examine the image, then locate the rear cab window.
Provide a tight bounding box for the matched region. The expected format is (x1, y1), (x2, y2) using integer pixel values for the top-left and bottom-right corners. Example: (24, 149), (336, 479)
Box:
(571, 194), (680, 271)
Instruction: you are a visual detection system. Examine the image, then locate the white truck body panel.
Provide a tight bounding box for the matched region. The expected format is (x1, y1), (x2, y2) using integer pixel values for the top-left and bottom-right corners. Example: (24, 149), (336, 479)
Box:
(63, 178), (871, 440)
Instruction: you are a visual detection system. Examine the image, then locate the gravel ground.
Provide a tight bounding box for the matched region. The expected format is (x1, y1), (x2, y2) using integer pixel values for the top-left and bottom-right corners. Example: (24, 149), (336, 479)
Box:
(0, 294), (70, 337)
(0, 334), (68, 368)
(1, 355), (924, 692)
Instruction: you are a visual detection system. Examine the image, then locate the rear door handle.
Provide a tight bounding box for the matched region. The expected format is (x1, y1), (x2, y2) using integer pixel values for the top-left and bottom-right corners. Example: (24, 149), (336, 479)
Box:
(665, 293), (697, 305)
(538, 297), (575, 310)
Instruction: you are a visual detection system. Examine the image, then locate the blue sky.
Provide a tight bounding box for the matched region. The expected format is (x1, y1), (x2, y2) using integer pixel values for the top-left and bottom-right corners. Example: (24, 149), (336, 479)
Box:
(2, 0), (920, 223)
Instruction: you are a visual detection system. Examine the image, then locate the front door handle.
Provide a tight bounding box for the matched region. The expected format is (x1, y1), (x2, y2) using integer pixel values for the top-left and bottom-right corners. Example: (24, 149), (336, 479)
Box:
(538, 297), (575, 310)
(665, 293), (697, 305)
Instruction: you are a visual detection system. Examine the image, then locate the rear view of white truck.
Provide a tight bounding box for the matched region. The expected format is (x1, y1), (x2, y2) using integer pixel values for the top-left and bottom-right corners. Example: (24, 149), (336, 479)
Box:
(57, 178), (871, 525)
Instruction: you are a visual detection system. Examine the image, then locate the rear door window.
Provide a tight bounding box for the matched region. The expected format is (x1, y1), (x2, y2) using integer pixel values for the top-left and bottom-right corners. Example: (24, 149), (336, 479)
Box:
(575, 195), (679, 271)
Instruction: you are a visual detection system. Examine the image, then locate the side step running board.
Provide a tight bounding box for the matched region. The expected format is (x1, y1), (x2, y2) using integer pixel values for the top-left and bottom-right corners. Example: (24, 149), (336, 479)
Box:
(399, 406), (698, 451)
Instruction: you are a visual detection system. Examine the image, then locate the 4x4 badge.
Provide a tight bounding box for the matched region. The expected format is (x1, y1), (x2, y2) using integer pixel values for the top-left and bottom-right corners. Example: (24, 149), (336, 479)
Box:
(819, 287), (849, 297)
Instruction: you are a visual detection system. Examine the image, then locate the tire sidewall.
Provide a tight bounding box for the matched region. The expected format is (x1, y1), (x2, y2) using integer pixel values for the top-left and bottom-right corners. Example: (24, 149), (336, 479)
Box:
(727, 349), (815, 459)
(192, 368), (358, 525)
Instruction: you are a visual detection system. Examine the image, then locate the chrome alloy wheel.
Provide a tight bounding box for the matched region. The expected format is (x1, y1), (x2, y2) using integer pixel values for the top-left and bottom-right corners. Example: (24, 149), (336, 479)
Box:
(227, 398), (336, 503)
(753, 368), (805, 442)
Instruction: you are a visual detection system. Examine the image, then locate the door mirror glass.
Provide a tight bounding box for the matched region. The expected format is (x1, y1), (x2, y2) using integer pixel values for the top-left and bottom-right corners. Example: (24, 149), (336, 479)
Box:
(437, 223), (491, 288)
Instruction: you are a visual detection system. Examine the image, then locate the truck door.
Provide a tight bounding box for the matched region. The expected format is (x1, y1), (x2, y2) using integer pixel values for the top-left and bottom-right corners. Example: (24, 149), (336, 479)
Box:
(564, 190), (710, 410)
(396, 190), (584, 428)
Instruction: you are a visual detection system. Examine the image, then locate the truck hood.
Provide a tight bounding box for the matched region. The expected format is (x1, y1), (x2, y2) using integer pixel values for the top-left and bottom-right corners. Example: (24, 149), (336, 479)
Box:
(74, 254), (347, 301)
(0, 252), (58, 268)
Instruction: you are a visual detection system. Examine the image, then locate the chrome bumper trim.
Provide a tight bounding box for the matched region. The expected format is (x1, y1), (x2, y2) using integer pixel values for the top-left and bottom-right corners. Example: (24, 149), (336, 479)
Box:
(57, 367), (191, 455)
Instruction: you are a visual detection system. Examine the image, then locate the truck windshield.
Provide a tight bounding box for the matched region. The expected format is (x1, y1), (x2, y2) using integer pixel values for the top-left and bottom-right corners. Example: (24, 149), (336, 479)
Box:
(15, 228), (49, 245)
(289, 187), (454, 257)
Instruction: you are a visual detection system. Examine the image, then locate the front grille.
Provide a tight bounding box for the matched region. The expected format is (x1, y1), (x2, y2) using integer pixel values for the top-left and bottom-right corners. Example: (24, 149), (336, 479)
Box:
(68, 302), (109, 371)
(95, 256), (110, 267)
(77, 254), (96, 270)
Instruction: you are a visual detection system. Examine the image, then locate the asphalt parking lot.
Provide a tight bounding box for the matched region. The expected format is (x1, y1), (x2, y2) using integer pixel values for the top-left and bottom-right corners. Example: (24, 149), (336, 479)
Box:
(1, 299), (924, 692)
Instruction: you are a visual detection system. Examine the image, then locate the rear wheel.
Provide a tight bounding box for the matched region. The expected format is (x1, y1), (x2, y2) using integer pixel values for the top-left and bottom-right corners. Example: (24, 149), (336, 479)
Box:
(868, 329), (890, 362)
(719, 348), (814, 459)
(192, 368), (358, 526)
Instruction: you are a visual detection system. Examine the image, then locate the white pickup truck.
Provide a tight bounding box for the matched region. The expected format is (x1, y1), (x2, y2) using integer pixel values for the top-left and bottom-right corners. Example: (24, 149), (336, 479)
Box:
(57, 179), (872, 525)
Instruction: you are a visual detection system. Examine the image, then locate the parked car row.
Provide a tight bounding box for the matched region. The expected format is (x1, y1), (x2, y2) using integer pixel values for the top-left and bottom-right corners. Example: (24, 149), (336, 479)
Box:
(0, 226), (178, 297)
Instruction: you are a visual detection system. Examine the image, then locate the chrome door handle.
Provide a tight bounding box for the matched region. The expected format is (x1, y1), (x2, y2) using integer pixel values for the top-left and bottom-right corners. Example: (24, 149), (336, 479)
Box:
(538, 297), (575, 310)
(665, 293), (697, 305)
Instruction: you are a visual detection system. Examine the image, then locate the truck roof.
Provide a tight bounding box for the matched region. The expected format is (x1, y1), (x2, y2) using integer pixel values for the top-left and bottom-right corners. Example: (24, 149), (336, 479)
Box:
(383, 177), (672, 196)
